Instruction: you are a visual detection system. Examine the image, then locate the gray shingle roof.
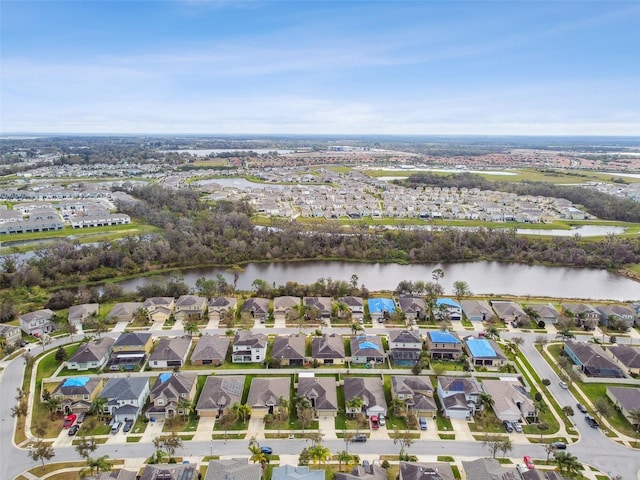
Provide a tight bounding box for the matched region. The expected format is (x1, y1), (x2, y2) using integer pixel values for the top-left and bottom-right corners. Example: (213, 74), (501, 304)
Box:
(205, 458), (261, 480)
(67, 337), (114, 363)
(191, 335), (230, 362)
(99, 377), (148, 402)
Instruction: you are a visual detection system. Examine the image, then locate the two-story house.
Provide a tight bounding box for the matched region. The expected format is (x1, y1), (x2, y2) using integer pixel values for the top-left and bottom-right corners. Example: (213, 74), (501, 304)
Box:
(174, 295), (207, 322)
(51, 376), (106, 414)
(434, 298), (462, 321)
(19, 309), (56, 336)
(562, 303), (600, 330)
(437, 376), (482, 419)
(425, 330), (463, 360)
(388, 329), (423, 366)
(146, 372), (197, 420)
(232, 331), (268, 363)
(0, 324), (22, 347)
(596, 304), (636, 329)
(208, 297), (238, 322)
(108, 332), (153, 371)
(142, 297), (176, 323)
(98, 377), (150, 422)
(337, 296), (365, 322)
(391, 375), (437, 418)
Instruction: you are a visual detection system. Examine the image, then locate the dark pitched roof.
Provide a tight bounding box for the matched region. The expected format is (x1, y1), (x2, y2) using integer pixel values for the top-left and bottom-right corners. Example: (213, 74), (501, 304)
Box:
(191, 335), (230, 362)
(205, 458), (261, 480)
(607, 386), (640, 412)
(67, 337), (114, 363)
(298, 376), (338, 410)
(344, 377), (386, 411)
(149, 373), (197, 401)
(113, 332), (152, 348)
(389, 329), (421, 344)
(608, 345), (640, 368)
(139, 464), (198, 480)
(312, 334), (346, 359)
(247, 377), (291, 408)
(149, 336), (191, 362)
(197, 376), (244, 411)
(100, 377), (148, 402)
(272, 334), (306, 360)
(400, 462), (456, 480)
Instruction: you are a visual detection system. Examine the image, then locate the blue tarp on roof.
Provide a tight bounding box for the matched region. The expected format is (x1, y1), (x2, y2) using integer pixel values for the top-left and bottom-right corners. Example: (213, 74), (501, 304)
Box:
(429, 331), (460, 344)
(62, 377), (90, 387)
(368, 298), (395, 314)
(356, 335), (382, 352)
(466, 338), (496, 358)
(159, 373), (171, 383)
(436, 298), (461, 308)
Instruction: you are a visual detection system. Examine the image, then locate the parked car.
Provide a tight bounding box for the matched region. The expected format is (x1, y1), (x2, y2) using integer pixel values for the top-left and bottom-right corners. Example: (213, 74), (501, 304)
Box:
(576, 403), (588, 413)
(63, 414), (77, 429)
(370, 415), (379, 429)
(523, 456), (535, 469)
(419, 417), (428, 430)
(76, 412), (86, 424)
(261, 446), (273, 455)
(68, 424), (80, 436)
(513, 421), (523, 433)
(585, 415), (599, 428)
(559, 381), (568, 389)
(123, 419), (134, 433)
(503, 420), (514, 433)
(551, 442), (567, 450)
(352, 434), (367, 443)
(110, 422), (122, 434)
(378, 413), (386, 426)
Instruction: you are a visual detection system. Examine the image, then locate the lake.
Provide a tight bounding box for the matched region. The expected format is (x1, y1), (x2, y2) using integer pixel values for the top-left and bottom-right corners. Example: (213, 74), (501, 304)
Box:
(112, 261), (640, 302)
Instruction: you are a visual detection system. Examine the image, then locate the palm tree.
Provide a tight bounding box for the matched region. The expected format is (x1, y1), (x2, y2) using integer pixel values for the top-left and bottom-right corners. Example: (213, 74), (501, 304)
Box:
(554, 451), (581, 476)
(79, 455), (113, 478)
(177, 397), (192, 422)
(183, 319), (200, 337)
(346, 396), (364, 418)
(44, 396), (61, 419)
(235, 403), (251, 424)
(277, 396), (289, 422)
(248, 443), (267, 465)
(476, 392), (494, 417)
(90, 397), (108, 421)
(308, 443), (331, 465)
(351, 322), (364, 336)
(337, 450), (352, 472)
(389, 397), (406, 416)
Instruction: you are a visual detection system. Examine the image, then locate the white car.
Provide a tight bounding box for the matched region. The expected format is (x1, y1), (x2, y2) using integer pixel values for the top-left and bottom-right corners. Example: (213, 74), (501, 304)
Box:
(378, 414), (386, 426)
(559, 381), (568, 389)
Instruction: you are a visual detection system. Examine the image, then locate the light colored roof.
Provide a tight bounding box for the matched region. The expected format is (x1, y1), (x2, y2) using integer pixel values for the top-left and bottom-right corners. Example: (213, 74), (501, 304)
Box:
(247, 377), (291, 408)
(197, 375), (244, 411)
(298, 376), (338, 410)
(205, 458), (261, 480)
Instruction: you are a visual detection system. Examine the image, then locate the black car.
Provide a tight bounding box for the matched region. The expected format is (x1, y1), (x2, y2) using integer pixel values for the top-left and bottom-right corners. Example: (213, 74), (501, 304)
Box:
(123, 420), (134, 433)
(352, 434), (367, 443)
(503, 420), (514, 433)
(68, 424), (80, 436)
(585, 415), (599, 428)
(76, 412), (86, 424)
(551, 442), (567, 450)
(576, 403), (587, 413)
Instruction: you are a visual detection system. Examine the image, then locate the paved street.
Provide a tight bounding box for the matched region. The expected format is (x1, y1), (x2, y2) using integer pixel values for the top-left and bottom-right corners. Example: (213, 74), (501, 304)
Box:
(1, 324), (640, 479)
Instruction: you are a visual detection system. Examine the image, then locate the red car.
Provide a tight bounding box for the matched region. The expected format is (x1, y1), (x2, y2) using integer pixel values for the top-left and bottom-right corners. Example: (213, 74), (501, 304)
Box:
(523, 456), (535, 469)
(63, 414), (77, 428)
(370, 415), (379, 429)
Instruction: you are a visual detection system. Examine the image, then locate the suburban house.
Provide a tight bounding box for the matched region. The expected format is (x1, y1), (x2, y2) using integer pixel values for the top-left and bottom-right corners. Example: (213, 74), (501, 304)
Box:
(312, 334), (346, 365)
(434, 298), (462, 321)
(481, 379), (536, 422)
(271, 334), (307, 366)
(140, 464), (198, 480)
(272, 465), (325, 480)
(391, 375), (437, 418)
(142, 297), (175, 323)
(148, 336), (192, 369)
(246, 377), (291, 418)
(98, 377), (150, 422)
(68, 303), (99, 324)
(335, 463), (387, 480)
(606, 345), (640, 375)
(0, 324), (21, 347)
(464, 337), (508, 368)
(388, 329), (423, 366)
(525, 303), (560, 324)
(190, 334), (230, 366)
(174, 295), (207, 321)
(596, 304), (637, 328)
(606, 387), (640, 428)
(400, 462), (456, 480)
(273, 296), (301, 322)
(196, 375), (245, 417)
(564, 340), (625, 378)
(462, 458), (518, 480)
(368, 297), (396, 323)
(460, 299), (493, 322)
(398, 296), (427, 321)
(19, 308), (56, 336)
(208, 297), (237, 322)
(51, 376), (106, 413)
(561, 303), (600, 330)
(106, 302), (144, 323)
(80, 469), (136, 480)
(490, 300), (527, 324)
(437, 376), (482, 419)
(425, 330), (463, 360)
(232, 331), (268, 363)
(303, 296), (333, 320)
(108, 332), (153, 371)
(241, 297), (270, 321)
(350, 335), (386, 365)
(344, 376), (387, 417)
(297, 375), (339, 416)
(146, 372), (197, 420)
(66, 336), (115, 371)
(204, 459), (261, 480)
(338, 296), (365, 321)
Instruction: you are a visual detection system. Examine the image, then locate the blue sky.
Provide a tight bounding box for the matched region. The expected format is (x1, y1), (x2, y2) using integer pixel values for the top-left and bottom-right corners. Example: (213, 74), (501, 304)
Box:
(1, 0), (639, 135)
